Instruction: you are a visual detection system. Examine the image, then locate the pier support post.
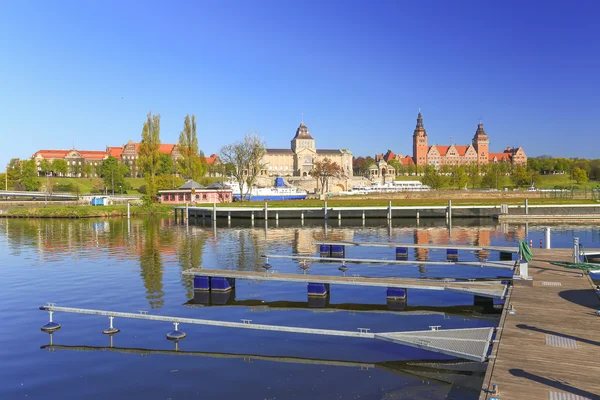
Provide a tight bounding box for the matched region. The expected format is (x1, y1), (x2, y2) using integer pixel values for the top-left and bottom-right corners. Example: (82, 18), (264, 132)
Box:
(276, 211), (279, 221)
(545, 227), (551, 249)
(301, 211), (304, 223)
(388, 201), (392, 220)
(338, 211), (341, 221)
(264, 201), (268, 220)
(447, 200), (452, 222)
(324, 200), (328, 220)
(416, 210), (420, 222)
(127, 202), (130, 219)
(251, 211), (254, 222)
(228, 212), (231, 223)
(362, 210), (365, 221)
(573, 237), (580, 264)
(185, 203), (189, 220)
(524, 198), (529, 215)
(212, 202), (217, 221)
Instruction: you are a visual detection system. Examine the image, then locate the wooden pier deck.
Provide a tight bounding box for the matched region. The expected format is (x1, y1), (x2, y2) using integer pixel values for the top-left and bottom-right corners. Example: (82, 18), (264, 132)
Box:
(480, 248), (600, 400)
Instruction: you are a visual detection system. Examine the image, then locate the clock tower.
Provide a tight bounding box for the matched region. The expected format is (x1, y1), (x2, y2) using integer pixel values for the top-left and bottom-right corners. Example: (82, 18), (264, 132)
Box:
(412, 112), (428, 166)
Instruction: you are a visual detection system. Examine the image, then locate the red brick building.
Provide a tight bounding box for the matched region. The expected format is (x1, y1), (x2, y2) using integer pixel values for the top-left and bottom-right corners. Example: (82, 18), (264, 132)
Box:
(411, 112), (526, 167)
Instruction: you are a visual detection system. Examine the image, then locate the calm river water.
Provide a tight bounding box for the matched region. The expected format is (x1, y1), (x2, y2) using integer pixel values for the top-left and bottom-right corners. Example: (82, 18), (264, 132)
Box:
(1, 217), (598, 399)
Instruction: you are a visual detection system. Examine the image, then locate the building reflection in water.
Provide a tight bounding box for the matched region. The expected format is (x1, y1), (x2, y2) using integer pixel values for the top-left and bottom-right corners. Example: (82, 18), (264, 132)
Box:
(2, 217), (530, 310)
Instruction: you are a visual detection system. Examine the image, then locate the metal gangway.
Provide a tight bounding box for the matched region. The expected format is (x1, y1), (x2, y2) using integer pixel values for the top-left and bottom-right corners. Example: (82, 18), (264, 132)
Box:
(39, 304), (495, 362)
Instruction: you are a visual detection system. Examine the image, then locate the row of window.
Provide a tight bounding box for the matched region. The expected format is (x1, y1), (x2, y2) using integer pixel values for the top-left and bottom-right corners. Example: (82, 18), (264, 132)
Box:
(163, 193), (230, 201)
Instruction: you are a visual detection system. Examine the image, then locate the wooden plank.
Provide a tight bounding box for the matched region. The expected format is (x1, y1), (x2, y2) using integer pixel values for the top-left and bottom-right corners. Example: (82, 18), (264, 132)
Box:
(480, 249), (600, 400)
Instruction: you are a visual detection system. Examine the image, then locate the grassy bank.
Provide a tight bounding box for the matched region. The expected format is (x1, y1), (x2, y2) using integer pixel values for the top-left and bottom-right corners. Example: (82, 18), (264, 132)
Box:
(2, 204), (172, 218)
(395, 174), (599, 190)
(190, 198), (599, 208)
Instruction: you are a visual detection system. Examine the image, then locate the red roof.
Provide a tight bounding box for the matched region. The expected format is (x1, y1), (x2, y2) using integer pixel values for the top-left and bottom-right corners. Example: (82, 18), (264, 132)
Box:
(453, 145), (469, 156)
(489, 153), (511, 162)
(205, 154), (219, 165)
(107, 146), (123, 158)
(132, 142), (176, 155)
(33, 150), (69, 159)
(400, 155), (415, 166)
(433, 146), (450, 156)
(383, 150), (396, 162)
(77, 150), (108, 160)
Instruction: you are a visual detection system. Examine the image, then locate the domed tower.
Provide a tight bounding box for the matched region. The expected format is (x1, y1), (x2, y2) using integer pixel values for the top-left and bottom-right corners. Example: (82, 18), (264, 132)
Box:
(472, 123), (489, 165)
(412, 112), (428, 166)
(291, 122), (315, 152)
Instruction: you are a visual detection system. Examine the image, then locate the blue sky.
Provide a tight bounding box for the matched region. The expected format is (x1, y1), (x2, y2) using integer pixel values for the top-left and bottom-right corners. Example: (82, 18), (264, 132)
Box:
(1, 0), (598, 167)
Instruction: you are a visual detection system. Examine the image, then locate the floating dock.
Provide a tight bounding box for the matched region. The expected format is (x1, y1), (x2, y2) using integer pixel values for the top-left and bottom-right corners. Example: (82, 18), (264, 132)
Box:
(480, 248), (600, 399)
(39, 305), (495, 362)
(182, 268), (507, 299)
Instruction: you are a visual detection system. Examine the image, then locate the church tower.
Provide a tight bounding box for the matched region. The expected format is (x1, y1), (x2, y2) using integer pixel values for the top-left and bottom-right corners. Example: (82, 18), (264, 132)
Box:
(291, 122), (315, 153)
(472, 123), (489, 165)
(412, 112), (428, 166)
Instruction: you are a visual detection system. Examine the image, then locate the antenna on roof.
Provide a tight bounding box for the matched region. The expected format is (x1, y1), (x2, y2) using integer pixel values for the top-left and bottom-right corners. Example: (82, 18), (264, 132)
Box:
(450, 136), (452, 145)
(301, 113), (304, 124)
(478, 116), (483, 125)
(72, 139), (75, 150)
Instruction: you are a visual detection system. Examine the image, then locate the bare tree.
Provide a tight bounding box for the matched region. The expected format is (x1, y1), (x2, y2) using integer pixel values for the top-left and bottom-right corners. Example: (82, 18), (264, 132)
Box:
(219, 133), (266, 201)
(310, 158), (342, 194)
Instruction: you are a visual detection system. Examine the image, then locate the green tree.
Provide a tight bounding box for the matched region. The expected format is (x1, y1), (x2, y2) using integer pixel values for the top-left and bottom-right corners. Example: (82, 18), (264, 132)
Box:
(421, 166), (449, 189)
(219, 133), (266, 201)
(178, 114), (204, 180)
(387, 159), (401, 175)
(310, 157), (342, 194)
(19, 160), (40, 191)
(573, 167), (588, 184)
(466, 162), (481, 189)
(511, 165), (531, 188)
(6, 158), (21, 189)
(157, 153), (174, 176)
(83, 163), (93, 178)
(449, 165), (468, 189)
(139, 112), (162, 201)
(51, 159), (68, 176)
(39, 159), (52, 176)
(72, 163), (82, 177)
(99, 156), (129, 194)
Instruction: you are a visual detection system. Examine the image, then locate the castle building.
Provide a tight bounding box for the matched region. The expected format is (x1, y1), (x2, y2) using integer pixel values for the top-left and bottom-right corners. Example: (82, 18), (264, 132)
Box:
(411, 112), (526, 168)
(260, 122), (353, 178)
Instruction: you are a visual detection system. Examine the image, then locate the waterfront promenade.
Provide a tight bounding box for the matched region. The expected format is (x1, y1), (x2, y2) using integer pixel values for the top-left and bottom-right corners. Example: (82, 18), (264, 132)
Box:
(480, 248), (600, 400)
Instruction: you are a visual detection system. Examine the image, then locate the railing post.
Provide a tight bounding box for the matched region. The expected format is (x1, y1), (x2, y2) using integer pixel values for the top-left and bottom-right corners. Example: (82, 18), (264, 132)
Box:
(388, 200), (392, 220)
(573, 237), (580, 264)
(524, 199), (529, 215)
(324, 200), (328, 220)
(447, 200), (452, 222)
(212, 202), (216, 221)
(545, 227), (551, 249)
(264, 201), (268, 220)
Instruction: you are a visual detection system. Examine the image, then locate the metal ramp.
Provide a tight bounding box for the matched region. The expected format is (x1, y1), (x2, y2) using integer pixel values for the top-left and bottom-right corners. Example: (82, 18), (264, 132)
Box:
(375, 327), (494, 362)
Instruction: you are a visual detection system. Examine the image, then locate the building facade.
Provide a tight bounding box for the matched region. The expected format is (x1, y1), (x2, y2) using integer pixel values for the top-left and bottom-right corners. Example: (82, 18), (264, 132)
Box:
(411, 112), (526, 167)
(32, 149), (109, 177)
(260, 122), (353, 178)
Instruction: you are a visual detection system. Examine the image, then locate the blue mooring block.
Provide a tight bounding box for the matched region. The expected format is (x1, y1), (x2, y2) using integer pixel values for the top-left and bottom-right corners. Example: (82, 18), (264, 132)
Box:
(396, 247), (408, 260)
(308, 283), (329, 297)
(193, 276), (210, 291)
(331, 245), (345, 258)
(319, 244), (331, 257)
(387, 287), (407, 300)
(211, 277), (235, 292)
(446, 249), (459, 260)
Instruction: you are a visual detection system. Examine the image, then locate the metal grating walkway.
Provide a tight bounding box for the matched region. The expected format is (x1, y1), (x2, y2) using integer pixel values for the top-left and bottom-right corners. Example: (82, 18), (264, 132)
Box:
(375, 327), (495, 362)
(548, 391), (593, 400)
(545, 335), (578, 349)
